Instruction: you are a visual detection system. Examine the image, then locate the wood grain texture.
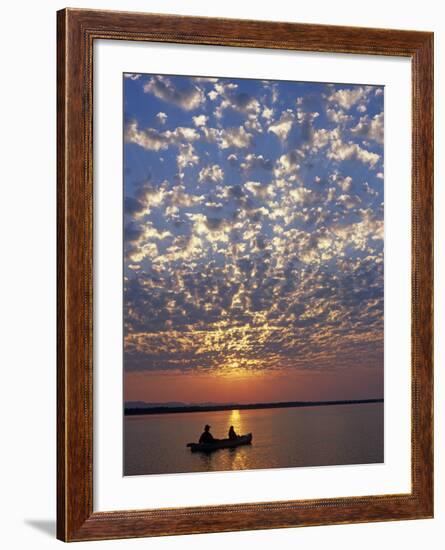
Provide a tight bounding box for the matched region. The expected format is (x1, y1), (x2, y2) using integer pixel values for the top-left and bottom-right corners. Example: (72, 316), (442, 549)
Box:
(57, 8), (434, 542)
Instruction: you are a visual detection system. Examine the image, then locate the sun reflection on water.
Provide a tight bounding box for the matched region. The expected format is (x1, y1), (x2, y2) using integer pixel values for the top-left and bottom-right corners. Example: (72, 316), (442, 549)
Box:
(228, 409), (242, 434)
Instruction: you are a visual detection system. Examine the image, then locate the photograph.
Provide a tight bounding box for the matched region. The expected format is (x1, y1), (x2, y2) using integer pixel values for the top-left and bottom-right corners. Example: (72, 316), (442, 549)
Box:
(51, 5), (433, 542)
(123, 73), (385, 476)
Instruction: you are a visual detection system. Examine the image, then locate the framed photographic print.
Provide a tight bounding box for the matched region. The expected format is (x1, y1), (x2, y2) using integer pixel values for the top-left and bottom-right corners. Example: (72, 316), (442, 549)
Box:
(57, 8), (433, 542)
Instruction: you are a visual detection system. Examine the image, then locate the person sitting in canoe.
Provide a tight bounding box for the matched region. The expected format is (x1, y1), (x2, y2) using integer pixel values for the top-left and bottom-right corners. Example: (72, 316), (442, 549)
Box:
(228, 425), (239, 440)
(199, 424), (216, 444)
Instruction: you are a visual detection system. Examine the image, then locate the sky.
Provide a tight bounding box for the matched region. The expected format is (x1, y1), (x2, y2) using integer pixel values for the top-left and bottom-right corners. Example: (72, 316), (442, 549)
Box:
(123, 73), (384, 404)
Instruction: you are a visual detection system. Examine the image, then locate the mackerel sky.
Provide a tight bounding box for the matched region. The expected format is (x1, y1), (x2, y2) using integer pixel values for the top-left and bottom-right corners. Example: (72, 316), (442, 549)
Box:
(123, 73), (384, 404)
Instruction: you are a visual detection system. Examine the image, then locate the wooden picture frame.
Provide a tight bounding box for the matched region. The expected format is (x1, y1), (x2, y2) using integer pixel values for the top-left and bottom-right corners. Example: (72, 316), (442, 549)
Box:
(57, 8), (433, 542)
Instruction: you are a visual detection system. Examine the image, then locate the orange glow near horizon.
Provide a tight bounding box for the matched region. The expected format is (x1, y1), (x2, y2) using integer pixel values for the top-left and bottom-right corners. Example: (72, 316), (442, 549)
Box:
(125, 365), (383, 405)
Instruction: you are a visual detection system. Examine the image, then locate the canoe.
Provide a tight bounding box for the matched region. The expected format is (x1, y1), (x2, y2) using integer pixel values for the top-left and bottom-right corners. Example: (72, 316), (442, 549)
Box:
(187, 433), (252, 453)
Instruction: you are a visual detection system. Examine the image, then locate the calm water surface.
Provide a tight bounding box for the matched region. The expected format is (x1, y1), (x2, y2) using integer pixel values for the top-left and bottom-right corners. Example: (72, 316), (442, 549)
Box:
(124, 403), (383, 476)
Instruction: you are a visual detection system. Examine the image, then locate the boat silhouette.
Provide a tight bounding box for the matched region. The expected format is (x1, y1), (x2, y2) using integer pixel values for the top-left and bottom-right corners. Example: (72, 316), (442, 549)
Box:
(187, 433), (253, 453)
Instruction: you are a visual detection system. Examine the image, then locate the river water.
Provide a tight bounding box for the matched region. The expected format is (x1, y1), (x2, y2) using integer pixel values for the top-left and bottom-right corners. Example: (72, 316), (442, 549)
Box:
(124, 402), (383, 476)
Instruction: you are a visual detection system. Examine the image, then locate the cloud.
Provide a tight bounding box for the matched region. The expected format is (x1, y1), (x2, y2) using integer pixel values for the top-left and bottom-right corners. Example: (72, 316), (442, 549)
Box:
(351, 112), (384, 144)
(289, 187), (320, 206)
(298, 126), (381, 168)
(244, 115), (263, 133)
(268, 110), (294, 141)
(220, 126), (253, 148)
(123, 76), (384, 380)
(126, 181), (168, 219)
(198, 164), (224, 183)
(140, 223), (173, 241)
(240, 153), (273, 172)
(144, 75), (205, 110)
(209, 82), (261, 120)
(167, 184), (205, 208)
(207, 81), (265, 133)
(125, 121), (199, 151)
(200, 125), (253, 149)
(273, 151), (302, 180)
(192, 114), (208, 127)
(125, 196), (144, 216)
(177, 143), (199, 169)
(337, 193), (361, 210)
(326, 108), (352, 124)
(127, 241), (159, 263)
(244, 181), (276, 199)
(155, 112), (168, 125)
(208, 81), (237, 101)
(193, 77), (219, 83)
(328, 138), (380, 167)
(187, 212), (232, 243)
(262, 81), (280, 104)
(124, 73), (141, 80)
(309, 127), (334, 151)
(262, 106), (274, 120)
(336, 175), (353, 192)
(328, 86), (370, 110)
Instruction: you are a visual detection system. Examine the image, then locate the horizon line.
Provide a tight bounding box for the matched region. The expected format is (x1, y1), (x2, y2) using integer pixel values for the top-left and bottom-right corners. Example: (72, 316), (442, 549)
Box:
(124, 397), (384, 415)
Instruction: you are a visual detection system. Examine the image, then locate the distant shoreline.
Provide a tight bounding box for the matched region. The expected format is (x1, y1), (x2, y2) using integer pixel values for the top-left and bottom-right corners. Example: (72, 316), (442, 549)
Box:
(124, 398), (383, 416)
